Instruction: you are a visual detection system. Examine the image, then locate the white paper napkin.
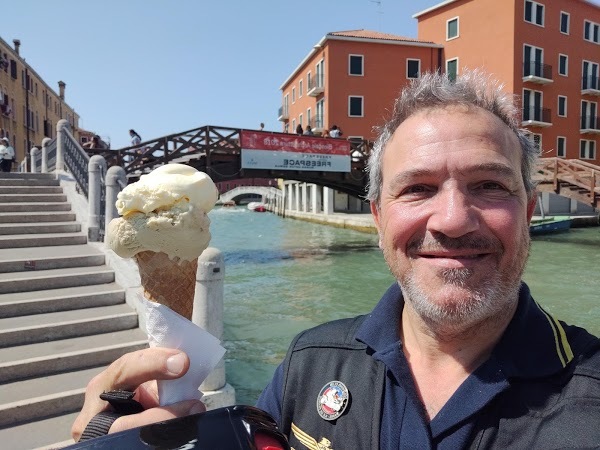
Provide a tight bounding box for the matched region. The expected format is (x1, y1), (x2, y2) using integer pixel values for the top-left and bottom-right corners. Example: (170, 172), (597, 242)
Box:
(139, 294), (226, 406)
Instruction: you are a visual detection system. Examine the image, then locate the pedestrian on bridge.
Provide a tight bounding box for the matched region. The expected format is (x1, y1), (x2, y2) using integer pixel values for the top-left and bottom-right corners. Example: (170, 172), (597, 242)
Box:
(72, 71), (600, 449)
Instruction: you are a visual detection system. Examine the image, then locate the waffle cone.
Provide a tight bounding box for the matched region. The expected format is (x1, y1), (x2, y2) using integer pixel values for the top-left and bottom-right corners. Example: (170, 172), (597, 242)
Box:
(135, 251), (197, 320)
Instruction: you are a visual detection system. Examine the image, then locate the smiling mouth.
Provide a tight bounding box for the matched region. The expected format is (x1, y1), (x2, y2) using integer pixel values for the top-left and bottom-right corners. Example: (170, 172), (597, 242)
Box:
(419, 253), (489, 259)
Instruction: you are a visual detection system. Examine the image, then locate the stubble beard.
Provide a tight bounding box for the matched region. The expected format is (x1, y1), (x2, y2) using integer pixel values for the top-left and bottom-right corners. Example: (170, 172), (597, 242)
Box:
(383, 226), (531, 335)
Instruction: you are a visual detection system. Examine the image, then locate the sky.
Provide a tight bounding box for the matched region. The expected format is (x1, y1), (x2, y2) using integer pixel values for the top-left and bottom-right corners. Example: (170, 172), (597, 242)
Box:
(2, 0), (599, 149)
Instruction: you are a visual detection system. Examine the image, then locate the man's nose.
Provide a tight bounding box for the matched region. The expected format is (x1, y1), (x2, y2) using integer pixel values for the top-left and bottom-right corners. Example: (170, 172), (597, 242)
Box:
(426, 187), (479, 238)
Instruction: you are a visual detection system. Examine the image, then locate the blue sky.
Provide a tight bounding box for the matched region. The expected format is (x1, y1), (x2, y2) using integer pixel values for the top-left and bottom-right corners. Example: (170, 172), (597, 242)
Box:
(2, 0), (599, 148)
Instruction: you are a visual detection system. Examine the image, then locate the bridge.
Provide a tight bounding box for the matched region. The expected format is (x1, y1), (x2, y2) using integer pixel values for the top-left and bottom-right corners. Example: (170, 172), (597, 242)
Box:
(84, 124), (599, 207)
(219, 186), (283, 204)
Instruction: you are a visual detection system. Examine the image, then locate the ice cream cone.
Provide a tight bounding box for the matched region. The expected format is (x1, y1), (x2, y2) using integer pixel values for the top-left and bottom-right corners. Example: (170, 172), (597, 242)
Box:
(135, 250), (197, 320)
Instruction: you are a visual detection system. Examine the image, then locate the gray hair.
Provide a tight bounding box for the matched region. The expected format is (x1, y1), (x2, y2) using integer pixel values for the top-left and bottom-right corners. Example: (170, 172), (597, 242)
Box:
(366, 70), (539, 205)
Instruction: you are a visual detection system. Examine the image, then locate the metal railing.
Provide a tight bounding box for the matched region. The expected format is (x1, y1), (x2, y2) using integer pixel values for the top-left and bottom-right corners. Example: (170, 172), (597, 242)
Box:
(582, 75), (600, 91)
(62, 128), (90, 197)
(307, 73), (324, 91)
(522, 107), (552, 123)
(523, 61), (553, 80)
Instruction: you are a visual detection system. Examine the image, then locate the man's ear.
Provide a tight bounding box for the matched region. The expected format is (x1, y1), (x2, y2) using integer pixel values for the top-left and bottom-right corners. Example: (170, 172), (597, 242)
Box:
(526, 194), (537, 223)
(370, 201), (383, 248)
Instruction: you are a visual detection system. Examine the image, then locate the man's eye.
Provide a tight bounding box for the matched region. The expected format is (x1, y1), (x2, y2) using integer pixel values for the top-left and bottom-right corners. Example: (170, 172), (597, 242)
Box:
(404, 185), (429, 194)
(480, 182), (504, 190)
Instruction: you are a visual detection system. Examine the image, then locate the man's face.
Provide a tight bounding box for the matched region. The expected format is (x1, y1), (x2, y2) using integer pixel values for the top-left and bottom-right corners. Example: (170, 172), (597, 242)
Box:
(371, 106), (536, 330)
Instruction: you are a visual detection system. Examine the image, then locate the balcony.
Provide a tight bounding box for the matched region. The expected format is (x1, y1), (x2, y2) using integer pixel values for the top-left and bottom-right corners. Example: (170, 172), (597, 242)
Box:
(522, 107), (552, 127)
(580, 115), (600, 134)
(278, 106), (289, 122)
(581, 76), (600, 96)
(522, 62), (553, 85)
(309, 114), (324, 133)
(307, 75), (324, 96)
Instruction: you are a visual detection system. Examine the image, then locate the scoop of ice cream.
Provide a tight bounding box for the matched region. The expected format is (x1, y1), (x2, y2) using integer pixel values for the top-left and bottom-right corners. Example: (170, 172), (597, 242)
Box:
(107, 164), (218, 261)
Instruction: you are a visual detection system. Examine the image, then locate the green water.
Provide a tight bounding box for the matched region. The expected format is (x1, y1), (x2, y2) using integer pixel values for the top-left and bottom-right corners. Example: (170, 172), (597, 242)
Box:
(209, 207), (600, 405)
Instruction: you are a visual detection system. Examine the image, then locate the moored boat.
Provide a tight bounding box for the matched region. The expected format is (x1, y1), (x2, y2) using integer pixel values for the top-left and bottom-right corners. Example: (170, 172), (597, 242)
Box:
(530, 216), (572, 235)
(247, 202), (267, 212)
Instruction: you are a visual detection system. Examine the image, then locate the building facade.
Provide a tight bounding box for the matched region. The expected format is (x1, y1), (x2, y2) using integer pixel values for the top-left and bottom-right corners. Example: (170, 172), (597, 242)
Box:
(278, 30), (443, 140)
(415, 0), (600, 164)
(0, 37), (80, 165)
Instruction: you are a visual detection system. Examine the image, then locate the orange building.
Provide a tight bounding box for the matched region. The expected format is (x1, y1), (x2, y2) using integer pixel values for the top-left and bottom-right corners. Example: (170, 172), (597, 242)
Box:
(415, 0), (600, 164)
(278, 30), (443, 140)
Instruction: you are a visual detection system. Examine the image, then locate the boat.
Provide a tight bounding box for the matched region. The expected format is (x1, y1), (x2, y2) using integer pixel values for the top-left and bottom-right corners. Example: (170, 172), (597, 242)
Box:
(530, 216), (572, 235)
(247, 202), (267, 212)
(221, 200), (236, 207)
(530, 195), (571, 235)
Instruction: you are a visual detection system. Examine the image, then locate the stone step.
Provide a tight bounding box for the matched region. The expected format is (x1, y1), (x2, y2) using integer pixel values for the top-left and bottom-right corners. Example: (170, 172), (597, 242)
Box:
(0, 186), (64, 194)
(0, 245), (105, 274)
(0, 411), (78, 450)
(0, 202), (72, 213)
(0, 211), (76, 223)
(0, 264), (113, 294)
(0, 282), (125, 318)
(0, 366), (105, 427)
(0, 329), (148, 382)
(0, 172), (55, 180)
(0, 221), (81, 235)
(0, 178), (60, 187)
(0, 303), (139, 347)
(0, 193), (67, 203)
(0, 232), (87, 249)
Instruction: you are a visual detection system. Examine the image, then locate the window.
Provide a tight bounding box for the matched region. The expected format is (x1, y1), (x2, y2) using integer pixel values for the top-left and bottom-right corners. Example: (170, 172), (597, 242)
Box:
(307, 108), (311, 127)
(523, 88), (546, 122)
(292, 119), (296, 131)
(307, 72), (312, 89)
(348, 96), (364, 117)
(292, 87), (296, 104)
(582, 61), (599, 90)
(447, 17), (459, 40)
(560, 12), (570, 34)
(349, 55), (364, 76)
(584, 20), (600, 44)
(524, 44), (544, 77)
(580, 140), (596, 159)
(524, 0), (544, 27)
(530, 133), (542, 152)
(558, 54), (568, 76)
(580, 100), (598, 130)
(407, 59), (420, 79)
(557, 137), (566, 157)
(299, 79), (303, 97)
(558, 95), (567, 117)
(446, 58), (458, 82)
(299, 113), (303, 127)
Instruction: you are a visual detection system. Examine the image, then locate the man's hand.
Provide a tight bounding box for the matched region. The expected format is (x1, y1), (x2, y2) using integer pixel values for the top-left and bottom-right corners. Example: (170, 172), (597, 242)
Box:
(71, 348), (206, 441)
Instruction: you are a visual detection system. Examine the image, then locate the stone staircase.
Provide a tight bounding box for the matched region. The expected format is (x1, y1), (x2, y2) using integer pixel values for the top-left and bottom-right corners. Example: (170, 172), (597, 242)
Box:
(0, 172), (148, 449)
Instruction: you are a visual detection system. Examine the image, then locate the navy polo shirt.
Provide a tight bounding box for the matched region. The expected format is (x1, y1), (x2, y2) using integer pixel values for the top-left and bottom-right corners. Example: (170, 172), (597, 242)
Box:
(256, 282), (574, 449)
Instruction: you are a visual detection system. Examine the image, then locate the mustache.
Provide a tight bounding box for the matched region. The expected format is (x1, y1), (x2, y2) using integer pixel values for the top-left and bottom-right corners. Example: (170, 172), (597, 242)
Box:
(407, 233), (503, 253)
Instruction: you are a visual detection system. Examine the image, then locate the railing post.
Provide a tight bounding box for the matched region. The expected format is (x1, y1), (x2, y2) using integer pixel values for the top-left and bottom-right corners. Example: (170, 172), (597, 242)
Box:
(194, 248), (226, 392)
(56, 119), (69, 172)
(30, 147), (40, 173)
(41, 138), (51, 173)
(105, 165), (127, 234)
(88, 155), (107, 242)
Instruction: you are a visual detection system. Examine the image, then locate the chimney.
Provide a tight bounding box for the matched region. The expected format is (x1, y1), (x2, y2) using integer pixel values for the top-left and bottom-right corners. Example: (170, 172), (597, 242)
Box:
(58, 81), (66, 100)
(13, 39), (20, 56)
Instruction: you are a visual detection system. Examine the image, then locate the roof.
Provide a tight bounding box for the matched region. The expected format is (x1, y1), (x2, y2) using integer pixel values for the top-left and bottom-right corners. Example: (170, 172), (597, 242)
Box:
(328, 29), (425, 43)
(279, 29), (441, 90)
(413, 0), (599, 18)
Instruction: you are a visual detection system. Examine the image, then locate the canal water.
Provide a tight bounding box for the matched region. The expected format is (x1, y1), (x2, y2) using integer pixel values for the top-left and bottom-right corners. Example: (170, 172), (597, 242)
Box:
(209, 207), (600, 405)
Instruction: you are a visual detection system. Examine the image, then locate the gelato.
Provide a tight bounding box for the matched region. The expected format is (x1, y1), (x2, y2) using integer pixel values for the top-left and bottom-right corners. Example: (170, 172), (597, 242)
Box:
(107, 163), (218, 319)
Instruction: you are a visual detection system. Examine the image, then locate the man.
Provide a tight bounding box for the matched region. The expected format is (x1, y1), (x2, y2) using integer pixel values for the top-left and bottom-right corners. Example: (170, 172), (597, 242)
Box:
(72, 72), (600, 448)
(0, 138), (14, 172)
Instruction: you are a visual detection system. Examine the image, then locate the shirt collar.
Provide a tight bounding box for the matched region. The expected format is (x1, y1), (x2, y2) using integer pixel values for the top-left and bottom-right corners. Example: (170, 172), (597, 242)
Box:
(355, 282), (573, 379)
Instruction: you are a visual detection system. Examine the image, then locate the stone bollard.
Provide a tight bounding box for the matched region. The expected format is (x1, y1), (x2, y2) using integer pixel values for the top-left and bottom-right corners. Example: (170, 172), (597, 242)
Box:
(30, 147), (40, 173)
(105, 165), (127, 235)
(41, 138), (51, 173)
(87, 155), (107, 241)
(193, 247), (226, 392)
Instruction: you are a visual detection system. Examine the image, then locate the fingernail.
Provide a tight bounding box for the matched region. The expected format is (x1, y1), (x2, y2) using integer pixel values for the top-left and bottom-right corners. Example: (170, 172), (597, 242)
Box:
(166, 353), (185, 375)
